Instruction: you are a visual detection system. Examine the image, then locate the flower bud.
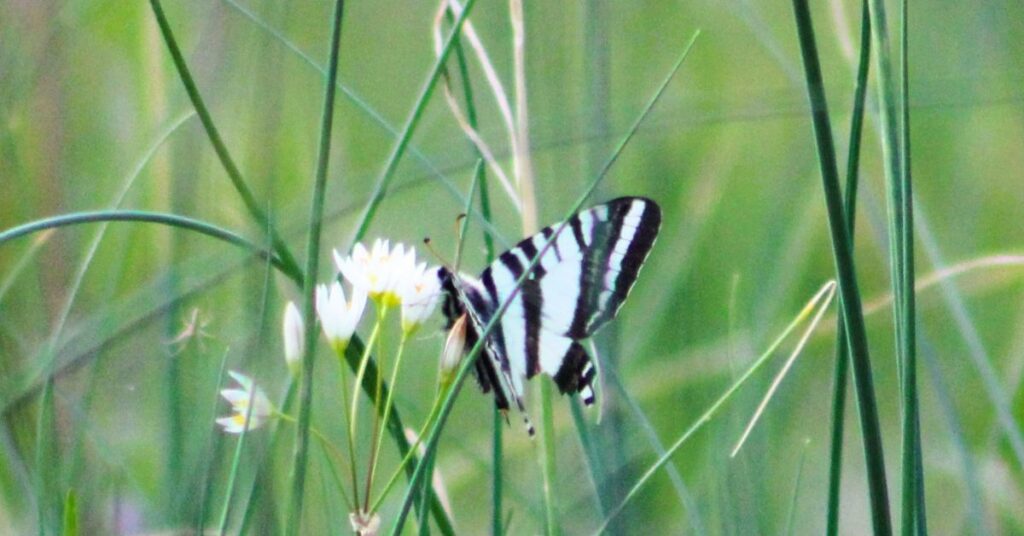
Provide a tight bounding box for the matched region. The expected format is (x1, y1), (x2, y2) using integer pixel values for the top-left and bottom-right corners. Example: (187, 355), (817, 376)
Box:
(282, 301), (304, 376)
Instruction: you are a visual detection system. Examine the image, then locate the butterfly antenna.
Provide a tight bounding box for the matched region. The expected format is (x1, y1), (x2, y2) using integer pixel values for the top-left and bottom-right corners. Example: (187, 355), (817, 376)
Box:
(452, 213), (469, 270)
(422, 237), (455, 273)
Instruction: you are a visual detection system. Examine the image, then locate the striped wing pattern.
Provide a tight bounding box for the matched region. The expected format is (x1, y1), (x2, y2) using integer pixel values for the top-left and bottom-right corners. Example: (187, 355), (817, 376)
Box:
(439, 197), (661, 432)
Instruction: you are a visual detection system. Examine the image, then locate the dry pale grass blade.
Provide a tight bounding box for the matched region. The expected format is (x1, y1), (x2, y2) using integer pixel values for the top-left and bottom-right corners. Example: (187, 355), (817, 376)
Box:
(730, 281), (838, 457)
(433, 0), (522, 212)
(509, 0), (536, 234)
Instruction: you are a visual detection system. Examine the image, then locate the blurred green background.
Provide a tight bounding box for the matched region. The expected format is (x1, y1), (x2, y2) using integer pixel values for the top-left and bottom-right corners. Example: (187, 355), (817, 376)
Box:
(2, 0), (1023, 533)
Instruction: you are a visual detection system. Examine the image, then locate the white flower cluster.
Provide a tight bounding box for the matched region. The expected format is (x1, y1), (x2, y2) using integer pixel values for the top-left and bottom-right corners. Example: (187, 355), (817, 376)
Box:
(221, 239), (442, 435)
(282, 239), (441, 363)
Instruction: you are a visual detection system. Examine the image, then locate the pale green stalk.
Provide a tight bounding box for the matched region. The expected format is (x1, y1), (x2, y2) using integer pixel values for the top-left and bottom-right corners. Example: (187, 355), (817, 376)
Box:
(369, 388), (449, 515)
(348, 306), (387, 508)
(275, 412), (355, 511)
(333, 344), (361, 512)
(365, 329), (410, 508)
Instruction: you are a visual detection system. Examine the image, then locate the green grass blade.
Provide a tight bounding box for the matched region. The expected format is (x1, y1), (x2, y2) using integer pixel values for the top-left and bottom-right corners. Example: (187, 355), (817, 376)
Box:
(442, 13), (506, 532)
(539, 381), (561, 536)
(603, 366), (705, 534)
(920, 337), (990, 535)
(238, 379), (297, 535)
(0, 211), (299, 284)
(146, 0), (301, 278)
(217, 380), (259, 533)
(194, 349), (232, 533)
(784, 440), (810, 535)
(789, 1), (892, 532)
(826, 2), (871, 534)
(897, 1), (926, 533)
(286, 1), (346, 533)
(61, 488), (76, 536)
(34, 379), (57, 535)
(348, 0), (479, 245)
(595, 282), (835, 534)
(219, 0), (502, 242)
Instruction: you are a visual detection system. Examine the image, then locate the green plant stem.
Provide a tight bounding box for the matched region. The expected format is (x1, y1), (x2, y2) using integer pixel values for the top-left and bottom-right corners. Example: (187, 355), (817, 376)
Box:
(349, 0), (480, 244)
(286, 1), (346, 534)
(539, 382), (561, 536)
(784, 441), (811, 535)
(789, 1), (892, 534)
(364, 306), (391, 513)
(898, 1), (926, 533)
(350, 306), (387, 464)
(275, 412), (355, 510)
(195, 349), (232, 533)
(0, 210), (299, 283)
(416, 450), (438, 535)
(365, 332), (409, 509)
(146, 0), (301, 278)
(334, 344), (361, 514)
(238, 380), (297, 534)
(826, 2), (871, 535)
(390, 34), (699, 534)
(217, 383), (258, 534)
(444, 8), (505, 530)
(368, 389), (447, 515)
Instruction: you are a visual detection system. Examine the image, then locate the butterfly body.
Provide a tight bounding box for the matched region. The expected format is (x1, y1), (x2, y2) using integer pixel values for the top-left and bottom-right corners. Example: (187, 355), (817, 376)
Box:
(438, 197), (662, 433)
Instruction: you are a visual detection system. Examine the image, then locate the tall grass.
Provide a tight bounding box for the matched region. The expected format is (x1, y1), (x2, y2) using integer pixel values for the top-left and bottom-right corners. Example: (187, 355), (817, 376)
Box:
(2, 1), (1022, 534)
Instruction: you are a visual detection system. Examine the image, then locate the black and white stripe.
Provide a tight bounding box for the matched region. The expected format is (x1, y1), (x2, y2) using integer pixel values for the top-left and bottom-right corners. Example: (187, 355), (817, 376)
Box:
(439, 197), (661, 433)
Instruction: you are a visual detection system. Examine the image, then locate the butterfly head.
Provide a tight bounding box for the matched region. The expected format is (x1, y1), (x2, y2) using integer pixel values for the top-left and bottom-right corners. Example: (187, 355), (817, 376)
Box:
(436, 266), (462, 329)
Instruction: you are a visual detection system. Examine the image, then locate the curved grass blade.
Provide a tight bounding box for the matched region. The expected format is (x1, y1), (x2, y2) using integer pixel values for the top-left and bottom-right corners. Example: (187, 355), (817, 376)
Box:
(0, 211), (296, 283)
(147, 0), (301, 278)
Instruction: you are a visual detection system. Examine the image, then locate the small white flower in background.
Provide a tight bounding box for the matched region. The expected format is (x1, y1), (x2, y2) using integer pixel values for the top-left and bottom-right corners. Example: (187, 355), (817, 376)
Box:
(282, 302), (304, 376)
(316, 281), (367, 353)
(334, 239), (417, 307)
(400, 262), (441, 334)
(216, 371), (273, 434)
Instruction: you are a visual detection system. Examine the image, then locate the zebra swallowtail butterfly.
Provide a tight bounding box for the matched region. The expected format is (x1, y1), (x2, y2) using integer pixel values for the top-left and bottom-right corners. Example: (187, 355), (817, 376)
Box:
(437, 197), (661, 435)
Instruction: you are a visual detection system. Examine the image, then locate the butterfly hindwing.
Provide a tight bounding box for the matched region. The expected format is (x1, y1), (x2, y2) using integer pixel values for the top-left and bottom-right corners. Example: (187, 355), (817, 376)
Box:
(439, 196), (661, 427)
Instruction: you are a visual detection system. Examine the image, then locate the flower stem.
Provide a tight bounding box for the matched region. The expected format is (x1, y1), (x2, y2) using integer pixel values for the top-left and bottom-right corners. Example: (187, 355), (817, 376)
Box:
(368, 386), (448, 515)
(276, 412), (355, 511)
(349, 305), (387, 507)
(365, 332), (409, 506)
(334, 344), (361, 511)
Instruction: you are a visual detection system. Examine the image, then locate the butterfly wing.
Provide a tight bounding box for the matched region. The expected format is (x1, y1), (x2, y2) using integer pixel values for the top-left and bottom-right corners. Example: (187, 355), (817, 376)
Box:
(477, 197), (661, 404)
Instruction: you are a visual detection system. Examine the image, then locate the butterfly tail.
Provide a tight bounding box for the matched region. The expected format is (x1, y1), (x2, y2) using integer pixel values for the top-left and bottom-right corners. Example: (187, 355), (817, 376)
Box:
(553, 342), (596, 405)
